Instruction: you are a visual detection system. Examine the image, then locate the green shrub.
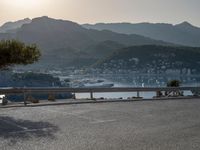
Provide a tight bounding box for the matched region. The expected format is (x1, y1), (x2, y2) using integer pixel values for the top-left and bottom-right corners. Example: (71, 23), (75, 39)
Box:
(167, 80), (181, 87)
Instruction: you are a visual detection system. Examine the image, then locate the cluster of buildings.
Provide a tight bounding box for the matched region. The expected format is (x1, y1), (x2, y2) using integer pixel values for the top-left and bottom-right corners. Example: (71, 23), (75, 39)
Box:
(93, 57), (197, 75)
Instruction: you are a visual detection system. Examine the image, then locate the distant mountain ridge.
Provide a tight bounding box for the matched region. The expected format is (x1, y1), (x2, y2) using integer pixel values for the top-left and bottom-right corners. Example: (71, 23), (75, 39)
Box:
(0, 16), (172, 69)
(83, 22), (200, 47)
(0, 16), (170, 48)
(0, 18), (31, 33)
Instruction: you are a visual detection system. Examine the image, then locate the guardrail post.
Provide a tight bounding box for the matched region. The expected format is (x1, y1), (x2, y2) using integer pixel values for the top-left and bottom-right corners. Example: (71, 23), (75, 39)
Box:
(90, 92), (94, 100)
(73, 93), (76, 99)
(23, 90), (27, 106)
(137, 91), (140, 98)
(156, 91), (162, 97)
(48, 93), (56, 101)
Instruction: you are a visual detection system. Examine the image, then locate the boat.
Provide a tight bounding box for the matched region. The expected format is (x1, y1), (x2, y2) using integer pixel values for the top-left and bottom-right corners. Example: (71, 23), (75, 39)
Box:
(83, 83), (114, 88)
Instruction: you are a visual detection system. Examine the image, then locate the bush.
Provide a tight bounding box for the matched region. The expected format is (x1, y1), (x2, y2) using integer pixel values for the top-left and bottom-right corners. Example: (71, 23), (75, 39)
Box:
(166, 80), (183, 97)
(167, 80), (181, 87)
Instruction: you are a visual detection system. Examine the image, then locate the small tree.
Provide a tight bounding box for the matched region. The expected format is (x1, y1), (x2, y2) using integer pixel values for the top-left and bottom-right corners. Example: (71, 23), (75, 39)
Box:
(0, 40), (41, 105)
(0, 40), (41, 69)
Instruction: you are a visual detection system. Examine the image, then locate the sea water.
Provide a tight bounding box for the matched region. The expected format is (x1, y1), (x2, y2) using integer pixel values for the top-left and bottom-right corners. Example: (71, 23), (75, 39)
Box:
(75, 82), (193, 99)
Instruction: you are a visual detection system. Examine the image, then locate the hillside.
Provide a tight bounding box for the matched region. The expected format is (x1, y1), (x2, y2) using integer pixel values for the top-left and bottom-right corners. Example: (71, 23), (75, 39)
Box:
(0, 18), (31, 33)
(83, 22), (200, 47)
(83, 40), (125, 58)
(93, 45), (200, 74)
(0, 71), (72, 101)
(0, 17), (172, 69)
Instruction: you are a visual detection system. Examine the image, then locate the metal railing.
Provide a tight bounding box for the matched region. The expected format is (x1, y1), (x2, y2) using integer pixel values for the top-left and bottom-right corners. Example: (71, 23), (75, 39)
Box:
(1, 86), (200, 93)
(0, 87), (199, 105)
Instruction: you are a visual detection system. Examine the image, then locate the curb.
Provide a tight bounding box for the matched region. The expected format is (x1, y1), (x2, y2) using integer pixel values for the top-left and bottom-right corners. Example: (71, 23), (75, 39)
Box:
(0, 96), (199, 109)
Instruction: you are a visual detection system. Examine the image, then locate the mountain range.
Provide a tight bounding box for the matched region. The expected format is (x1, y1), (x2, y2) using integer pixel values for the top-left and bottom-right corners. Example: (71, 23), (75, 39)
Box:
(83, 22), (200, 47)
(1, 17), (200, 73)
(0, 16), (172, 69)
(0, 18), (31, 33)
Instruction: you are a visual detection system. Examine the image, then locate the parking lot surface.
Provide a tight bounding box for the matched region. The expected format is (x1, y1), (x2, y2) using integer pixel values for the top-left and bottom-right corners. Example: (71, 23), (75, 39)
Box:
(1, 99), (200, 150)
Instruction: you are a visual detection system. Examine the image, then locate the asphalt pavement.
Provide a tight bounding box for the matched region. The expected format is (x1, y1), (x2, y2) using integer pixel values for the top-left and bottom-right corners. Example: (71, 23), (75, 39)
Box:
(1, 99), (200, 150)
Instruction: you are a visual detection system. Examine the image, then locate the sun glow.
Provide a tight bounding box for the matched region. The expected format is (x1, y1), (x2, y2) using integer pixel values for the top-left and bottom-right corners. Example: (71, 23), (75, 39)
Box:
(4, 0), (42, 8)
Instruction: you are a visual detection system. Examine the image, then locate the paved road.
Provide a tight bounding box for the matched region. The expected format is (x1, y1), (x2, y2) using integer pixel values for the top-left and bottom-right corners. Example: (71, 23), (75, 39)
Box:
(1, 99), (200, 150)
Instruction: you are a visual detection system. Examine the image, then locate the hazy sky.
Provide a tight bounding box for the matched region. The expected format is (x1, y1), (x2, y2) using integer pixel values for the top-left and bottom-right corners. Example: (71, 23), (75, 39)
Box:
(0, 0), (200, 26)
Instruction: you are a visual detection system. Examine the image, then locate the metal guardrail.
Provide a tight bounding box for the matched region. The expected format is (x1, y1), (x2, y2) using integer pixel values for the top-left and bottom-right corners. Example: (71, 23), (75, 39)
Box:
(0, 87), (199, 106)
(0, 87), (200, 94)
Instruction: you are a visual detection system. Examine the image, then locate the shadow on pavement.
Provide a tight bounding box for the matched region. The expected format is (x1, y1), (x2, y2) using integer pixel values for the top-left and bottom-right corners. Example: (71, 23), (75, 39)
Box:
(0, 116), (59, 143)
